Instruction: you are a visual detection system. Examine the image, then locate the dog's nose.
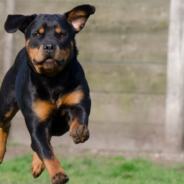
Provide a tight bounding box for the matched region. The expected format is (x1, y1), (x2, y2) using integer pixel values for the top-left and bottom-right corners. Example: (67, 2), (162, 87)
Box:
(44, 43), (56, 53)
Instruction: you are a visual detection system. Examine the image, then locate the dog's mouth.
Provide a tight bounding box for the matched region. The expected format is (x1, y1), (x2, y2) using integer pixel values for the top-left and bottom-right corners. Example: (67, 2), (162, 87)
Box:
(33, 57), (65, 66)
(45, 57), (54, 63)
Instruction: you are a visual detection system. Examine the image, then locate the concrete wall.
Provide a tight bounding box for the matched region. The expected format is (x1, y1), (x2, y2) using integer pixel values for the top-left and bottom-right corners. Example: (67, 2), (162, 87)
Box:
(0, 0), (169, 152)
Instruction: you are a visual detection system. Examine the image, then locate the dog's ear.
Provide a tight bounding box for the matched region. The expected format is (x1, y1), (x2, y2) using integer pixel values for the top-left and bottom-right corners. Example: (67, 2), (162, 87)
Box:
(4, 14), (37, 33)
(64, 4), (95, 33)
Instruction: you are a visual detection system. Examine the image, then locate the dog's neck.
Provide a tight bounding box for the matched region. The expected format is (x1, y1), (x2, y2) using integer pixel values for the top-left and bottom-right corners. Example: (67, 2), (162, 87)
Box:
(27, 56), (81, 100)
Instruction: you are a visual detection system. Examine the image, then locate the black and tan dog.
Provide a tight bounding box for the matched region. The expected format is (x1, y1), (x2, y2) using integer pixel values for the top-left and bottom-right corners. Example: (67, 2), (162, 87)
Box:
(0, 4), (95, 184)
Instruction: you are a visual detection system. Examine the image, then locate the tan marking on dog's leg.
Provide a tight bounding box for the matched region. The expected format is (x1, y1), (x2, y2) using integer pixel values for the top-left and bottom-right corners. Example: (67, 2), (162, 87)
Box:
(0, 106), (19, 163)
(31, 152), (45, 178)
(70, 118), (79, 132)
(44, 156), (69, 183)
(0, 123), (10, 163)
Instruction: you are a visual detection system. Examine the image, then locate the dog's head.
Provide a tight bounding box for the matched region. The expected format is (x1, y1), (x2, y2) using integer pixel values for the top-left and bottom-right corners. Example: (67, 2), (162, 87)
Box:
(4, 5), (95, 76)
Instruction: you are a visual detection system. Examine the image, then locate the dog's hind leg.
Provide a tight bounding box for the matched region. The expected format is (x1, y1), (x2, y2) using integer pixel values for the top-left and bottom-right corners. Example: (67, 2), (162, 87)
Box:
(0, 66), (19, 163)
(0, 105), (18, 163)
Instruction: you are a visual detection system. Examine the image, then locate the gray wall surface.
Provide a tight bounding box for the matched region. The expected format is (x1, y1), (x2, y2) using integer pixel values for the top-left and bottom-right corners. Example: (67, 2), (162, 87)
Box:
(0, 0), (169, 152)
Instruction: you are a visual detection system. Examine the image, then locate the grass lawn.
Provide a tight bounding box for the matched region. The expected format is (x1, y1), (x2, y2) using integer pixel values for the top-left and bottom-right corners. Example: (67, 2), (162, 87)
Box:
(0, 154), (184, 184)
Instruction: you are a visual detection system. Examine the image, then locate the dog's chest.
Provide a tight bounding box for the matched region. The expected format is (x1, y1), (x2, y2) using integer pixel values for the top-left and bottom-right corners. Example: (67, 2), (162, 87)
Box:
(33, 89), (83, 122)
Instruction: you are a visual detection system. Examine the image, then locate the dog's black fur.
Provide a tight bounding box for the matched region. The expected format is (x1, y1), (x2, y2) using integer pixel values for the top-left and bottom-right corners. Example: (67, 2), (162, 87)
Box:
(0, 4), (95, 184)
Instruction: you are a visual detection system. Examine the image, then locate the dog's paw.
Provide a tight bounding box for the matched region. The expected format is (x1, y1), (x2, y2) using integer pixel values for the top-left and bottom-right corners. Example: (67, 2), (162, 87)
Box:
(51, 172), (69, 184)
(70, 125), (90, 144)
(31, 159), (45, 178)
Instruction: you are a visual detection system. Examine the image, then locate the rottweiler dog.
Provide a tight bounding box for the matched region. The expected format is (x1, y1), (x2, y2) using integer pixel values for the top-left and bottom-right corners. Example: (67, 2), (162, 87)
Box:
(0, 4), (95, 184)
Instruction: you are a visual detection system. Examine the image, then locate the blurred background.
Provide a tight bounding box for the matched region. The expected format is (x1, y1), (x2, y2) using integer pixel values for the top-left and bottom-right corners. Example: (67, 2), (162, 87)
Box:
(0, 0), (169, 152)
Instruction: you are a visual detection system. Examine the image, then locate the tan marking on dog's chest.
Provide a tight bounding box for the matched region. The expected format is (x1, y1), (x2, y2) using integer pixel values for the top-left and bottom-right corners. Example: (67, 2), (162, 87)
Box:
(33, 100), (56, 121)
(33, 90), (84, 121)
(56, 90), (84, 108)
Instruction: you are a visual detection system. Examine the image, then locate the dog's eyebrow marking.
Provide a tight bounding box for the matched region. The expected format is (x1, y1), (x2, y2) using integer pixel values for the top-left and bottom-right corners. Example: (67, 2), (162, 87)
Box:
(39, 28), (45, 34)
(55, 28), (61, 34)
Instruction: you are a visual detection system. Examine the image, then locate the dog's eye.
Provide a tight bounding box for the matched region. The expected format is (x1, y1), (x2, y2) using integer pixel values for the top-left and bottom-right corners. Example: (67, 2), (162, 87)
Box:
(35, 33), (41, 38)
(60, 34), (65, 39)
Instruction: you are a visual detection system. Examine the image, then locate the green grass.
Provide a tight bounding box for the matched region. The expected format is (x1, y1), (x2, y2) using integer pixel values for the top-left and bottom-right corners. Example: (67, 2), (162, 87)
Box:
(0, 154), (184, 184)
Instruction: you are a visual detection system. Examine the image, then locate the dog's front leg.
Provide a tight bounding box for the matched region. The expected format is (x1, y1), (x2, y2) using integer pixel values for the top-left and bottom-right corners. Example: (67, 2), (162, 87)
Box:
(19, 96), (69, 183)
(69, 106), (90, 144)
(28, 123), (69, 184)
